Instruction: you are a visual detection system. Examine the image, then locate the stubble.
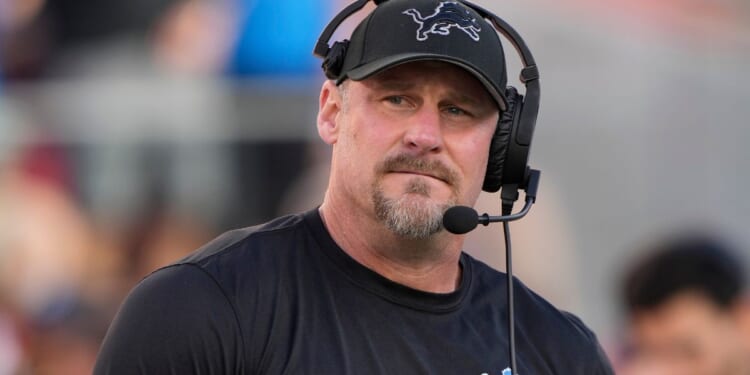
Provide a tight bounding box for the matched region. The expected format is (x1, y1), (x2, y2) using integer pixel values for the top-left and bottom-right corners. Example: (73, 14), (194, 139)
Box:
(372, 154), (460, 239)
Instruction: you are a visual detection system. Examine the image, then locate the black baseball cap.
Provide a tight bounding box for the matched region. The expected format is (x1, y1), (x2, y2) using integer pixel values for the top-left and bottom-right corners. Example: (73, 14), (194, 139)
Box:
(336, 0), (508, 110)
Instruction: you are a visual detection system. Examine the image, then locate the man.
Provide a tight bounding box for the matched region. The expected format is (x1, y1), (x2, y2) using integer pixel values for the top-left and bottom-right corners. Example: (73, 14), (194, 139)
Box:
(619, 233), (750, 374)
(94, 0), (613, 373)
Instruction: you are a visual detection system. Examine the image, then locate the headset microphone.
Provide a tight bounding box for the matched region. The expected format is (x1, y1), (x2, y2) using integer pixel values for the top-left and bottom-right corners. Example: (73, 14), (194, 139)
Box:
(443, 206), (483, 235)
(443, 169), (540, 235)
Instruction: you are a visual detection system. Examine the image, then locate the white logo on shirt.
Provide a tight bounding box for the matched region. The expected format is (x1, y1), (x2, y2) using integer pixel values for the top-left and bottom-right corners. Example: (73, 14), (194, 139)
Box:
(481, 368), (514, 375)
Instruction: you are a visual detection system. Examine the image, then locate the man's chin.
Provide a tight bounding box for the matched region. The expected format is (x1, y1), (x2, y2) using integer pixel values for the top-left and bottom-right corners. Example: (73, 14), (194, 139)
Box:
(373, 192), (453, 240)
(385, 192), (451, 211)
(381, 183), (454, 204)
(384, 174), (453, 194)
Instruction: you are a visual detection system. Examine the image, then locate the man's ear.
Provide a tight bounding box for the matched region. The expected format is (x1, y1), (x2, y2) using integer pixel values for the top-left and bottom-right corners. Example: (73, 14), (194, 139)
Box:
(317, 80), (343, 145)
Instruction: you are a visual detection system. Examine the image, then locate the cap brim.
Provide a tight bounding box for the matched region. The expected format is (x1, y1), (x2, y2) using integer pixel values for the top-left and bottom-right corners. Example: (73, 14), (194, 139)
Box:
(344, 53), (507, 111)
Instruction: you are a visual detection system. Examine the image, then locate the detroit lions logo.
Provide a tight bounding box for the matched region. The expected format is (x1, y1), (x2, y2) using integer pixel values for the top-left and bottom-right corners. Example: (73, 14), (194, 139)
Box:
(403, 1), (481, 42)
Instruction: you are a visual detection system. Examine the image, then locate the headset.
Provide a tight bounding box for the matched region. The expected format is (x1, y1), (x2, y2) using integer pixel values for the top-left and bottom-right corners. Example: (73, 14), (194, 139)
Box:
(313, 0), (541, 212)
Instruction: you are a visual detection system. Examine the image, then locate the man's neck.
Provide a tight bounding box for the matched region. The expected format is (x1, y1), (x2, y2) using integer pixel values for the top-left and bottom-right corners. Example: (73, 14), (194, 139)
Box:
(318, 202), (463, 294)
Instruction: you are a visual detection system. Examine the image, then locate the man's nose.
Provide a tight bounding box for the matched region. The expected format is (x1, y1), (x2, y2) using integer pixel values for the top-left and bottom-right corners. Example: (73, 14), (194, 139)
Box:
(402, 108), (443, 154)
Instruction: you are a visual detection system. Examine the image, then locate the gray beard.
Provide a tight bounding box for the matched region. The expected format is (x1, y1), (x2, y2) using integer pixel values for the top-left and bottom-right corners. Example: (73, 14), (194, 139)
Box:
(372, 177), (455, 240)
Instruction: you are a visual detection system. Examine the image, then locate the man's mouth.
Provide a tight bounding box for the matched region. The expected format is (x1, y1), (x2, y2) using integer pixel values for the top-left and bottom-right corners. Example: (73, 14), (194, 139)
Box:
(378, 154), (459, 188)
(391, 170), (446, 184)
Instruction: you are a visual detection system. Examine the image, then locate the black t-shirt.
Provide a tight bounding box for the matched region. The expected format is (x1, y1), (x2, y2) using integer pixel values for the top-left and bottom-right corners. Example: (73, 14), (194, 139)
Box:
(94, 209), (613, 374)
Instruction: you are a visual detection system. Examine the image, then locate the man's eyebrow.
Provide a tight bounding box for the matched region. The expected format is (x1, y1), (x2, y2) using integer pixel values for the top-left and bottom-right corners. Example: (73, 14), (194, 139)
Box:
(445, 92), (481, 105)
(368, 76), (415, 91)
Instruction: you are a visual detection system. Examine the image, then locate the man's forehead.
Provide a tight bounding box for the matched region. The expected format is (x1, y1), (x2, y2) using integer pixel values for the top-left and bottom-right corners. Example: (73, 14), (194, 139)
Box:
(363, 61), (495, 102)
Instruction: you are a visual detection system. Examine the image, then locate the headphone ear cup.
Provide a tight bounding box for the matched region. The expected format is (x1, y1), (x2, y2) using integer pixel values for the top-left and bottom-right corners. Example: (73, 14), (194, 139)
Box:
(322, 40), (350, 80)
(483, 87), (523, 193)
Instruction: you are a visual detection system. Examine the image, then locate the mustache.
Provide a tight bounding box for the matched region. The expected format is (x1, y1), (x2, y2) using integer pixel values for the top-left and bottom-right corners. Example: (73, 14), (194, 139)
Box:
(377, 154), (460, 187)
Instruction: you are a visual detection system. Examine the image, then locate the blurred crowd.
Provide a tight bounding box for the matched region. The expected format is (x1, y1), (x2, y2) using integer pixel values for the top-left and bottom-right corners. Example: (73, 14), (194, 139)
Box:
(0, 0), (749, 374)
(0, 0), (337, 373)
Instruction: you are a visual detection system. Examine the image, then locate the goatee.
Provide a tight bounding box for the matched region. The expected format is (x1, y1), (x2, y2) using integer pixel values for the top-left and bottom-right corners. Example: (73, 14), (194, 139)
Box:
(372, 155), (459, 239)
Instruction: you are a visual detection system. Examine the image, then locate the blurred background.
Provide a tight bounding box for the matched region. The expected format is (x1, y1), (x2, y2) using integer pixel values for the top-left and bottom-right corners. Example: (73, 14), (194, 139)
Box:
(0, 0), (748, 373)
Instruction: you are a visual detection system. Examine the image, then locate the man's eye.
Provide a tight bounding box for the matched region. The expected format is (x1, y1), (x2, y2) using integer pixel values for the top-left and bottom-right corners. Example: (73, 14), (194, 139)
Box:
(445, 106), (468, 116)
(385, 96), (405, 105)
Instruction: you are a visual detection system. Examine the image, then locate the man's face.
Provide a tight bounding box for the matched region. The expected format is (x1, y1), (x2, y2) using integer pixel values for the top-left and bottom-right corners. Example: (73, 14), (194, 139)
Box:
(625, 291), (749, 375)
(318, 61), (499, 239)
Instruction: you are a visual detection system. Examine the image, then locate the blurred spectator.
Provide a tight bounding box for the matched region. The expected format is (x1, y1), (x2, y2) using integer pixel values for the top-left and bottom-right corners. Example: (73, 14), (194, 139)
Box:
(618, 233), (750, 374)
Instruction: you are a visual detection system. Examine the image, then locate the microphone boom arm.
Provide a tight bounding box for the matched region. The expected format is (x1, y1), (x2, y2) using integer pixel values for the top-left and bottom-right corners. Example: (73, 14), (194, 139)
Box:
(478, 198), (533, 225)
(478, 169), (540, 225)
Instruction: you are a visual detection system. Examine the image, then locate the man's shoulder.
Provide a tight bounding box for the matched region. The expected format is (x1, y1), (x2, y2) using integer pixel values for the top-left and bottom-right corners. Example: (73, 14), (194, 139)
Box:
(464, 254), (613, 372)
(179, 211), (310, 266)
(465, 253), (594, 337)
(141, 211), (318, 296)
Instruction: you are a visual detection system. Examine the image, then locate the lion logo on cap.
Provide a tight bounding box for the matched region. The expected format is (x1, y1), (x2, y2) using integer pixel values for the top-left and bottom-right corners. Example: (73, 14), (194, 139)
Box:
(403, 1), (481, 42)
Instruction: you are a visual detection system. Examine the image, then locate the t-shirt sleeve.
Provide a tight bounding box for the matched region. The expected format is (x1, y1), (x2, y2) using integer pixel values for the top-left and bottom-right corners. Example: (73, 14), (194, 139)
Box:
(93, 264), (245, 375)
(562, 311), (615, 374)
